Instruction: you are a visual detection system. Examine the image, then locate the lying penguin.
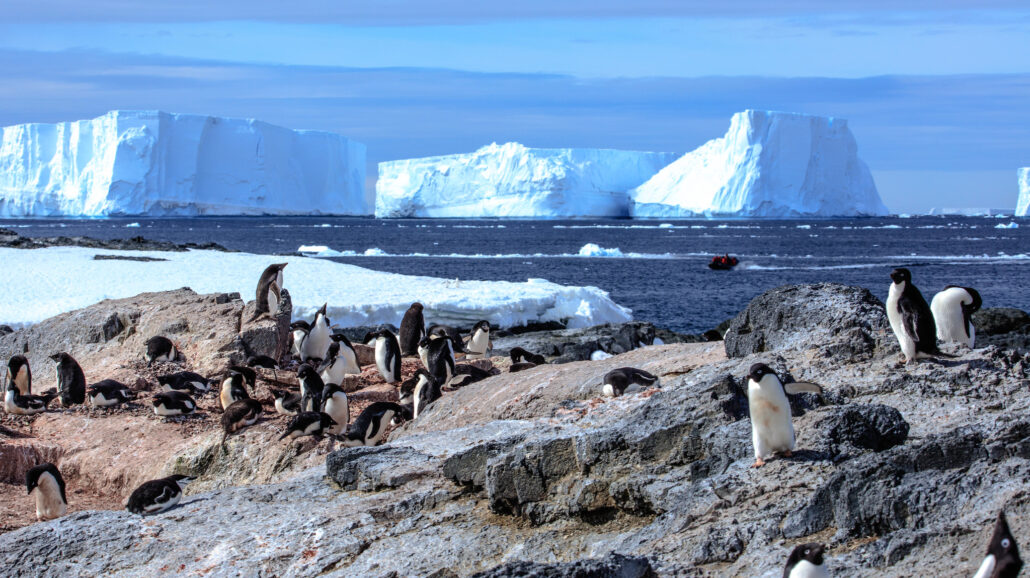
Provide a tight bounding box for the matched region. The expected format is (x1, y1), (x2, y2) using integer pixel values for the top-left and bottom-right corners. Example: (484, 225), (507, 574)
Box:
(271, 389), (301, 416)
(601, 367), (659, 397)
(126, 475), (194, 516)
(279, 411), (337, 441)
(746, 363), (822, 468)
(151, 391), (197, 417)
(87, 380), (134, 408)
(339, 402), (408, 447)
(221, 398), (263, 443)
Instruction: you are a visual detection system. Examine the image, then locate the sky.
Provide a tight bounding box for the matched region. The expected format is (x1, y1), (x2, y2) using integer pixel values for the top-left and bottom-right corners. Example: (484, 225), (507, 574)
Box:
(1, 1), (1029, 212)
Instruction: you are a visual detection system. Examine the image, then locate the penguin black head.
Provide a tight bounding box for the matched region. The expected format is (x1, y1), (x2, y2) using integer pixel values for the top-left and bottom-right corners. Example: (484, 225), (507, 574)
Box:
(297, 364), (318, 380)
(890, 268), (912, 285)
(273, 263), (287, 272)
(473, 320), (491, 333)
(314, 303), (328, 323)
(326, 341), (340, 359)
(783, 543), (825, 576)
(322, 382), (344, 399)
(748, 363), (778, 383)
(983, 511), (1022, 577)
(418, 335), (431, 349)
(8, 354), (29, 373)
(49, 352), (71, 364)
(409, 302), (424, 312)
(290, 320), (311, 332)
(246, 355), (278, 369)
(320, 412), (338, 428)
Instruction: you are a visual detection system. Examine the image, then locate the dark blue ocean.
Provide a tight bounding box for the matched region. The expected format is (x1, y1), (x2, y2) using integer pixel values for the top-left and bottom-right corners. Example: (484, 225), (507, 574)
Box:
(3, 217), (1027, 334)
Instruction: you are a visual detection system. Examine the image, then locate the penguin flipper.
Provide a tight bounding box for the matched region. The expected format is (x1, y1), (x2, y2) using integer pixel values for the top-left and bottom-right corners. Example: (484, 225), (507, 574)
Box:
(784, 382), (823, 395)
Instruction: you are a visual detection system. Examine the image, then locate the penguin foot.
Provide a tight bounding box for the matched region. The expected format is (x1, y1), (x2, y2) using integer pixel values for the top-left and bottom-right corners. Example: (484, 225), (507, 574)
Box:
(782, 450), (793, 458)
(752, 459), (766, 468)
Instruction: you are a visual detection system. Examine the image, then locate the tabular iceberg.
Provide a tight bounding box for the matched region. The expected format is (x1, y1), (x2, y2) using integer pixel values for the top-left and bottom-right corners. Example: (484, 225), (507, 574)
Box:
(375, 142), (679, 218)
(0, 110), (369, 217)
(631, 110), (888, 218)
(1018, 168), (1029, 217)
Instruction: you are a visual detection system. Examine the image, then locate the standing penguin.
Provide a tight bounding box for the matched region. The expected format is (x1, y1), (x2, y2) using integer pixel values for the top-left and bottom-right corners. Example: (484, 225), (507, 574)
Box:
(145, 336), (179, 365)
(783, 543), (829, 578)
(428, 324), (466, 354)
(319, 338), (360, 385)
(50, 352), (86, 406)
(25, 463), (67, 521)
(601, 367), (659, 397)
(746, 363), (822, 468)
(321, 383), (350, 435)
(465, 320), (492, 359)
(373, 329), (402, 384)
(339, 402), (407, 447)
(931, 285), (983, 349)
(301, 304), (331, 363)
(7, 355), (32, 395)
(126, 475), (194, 516)
(418, 335), (455, 386)
(219, 372), (250, 411)
(290, 321), (311, 358)
(398, 302), (426, 356)
(251, 263), (287, 321)
(413, 372), (441, 419)
(887, 268), (945, 363)
(974, 511), (1022, 578)
(297, 364), (325, 412)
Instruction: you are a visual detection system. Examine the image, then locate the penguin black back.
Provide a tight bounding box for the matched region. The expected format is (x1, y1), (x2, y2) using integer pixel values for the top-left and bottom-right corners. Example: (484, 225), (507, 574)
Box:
(602, 367), (659, 397)
(247, 355), (278, 369)
(253, 263), (287, 319)
(297, 364), (325, 412)
(510, 347), (545, 365)
(26, 462), (67, 504)
(50, 352), (86, 406)
(398, 302), (426, 356)
(145, 336), (178, 365)
(428, 324), (466, 353)
(341, 402), (407, 447)
(889, 268), (939, 356)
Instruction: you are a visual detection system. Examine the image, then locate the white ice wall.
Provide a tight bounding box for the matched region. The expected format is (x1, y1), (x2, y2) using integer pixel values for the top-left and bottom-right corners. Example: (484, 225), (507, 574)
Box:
(0, 110), (369, 216)
(1018, 168), (1029, 217)
(630, 110), (888, 218)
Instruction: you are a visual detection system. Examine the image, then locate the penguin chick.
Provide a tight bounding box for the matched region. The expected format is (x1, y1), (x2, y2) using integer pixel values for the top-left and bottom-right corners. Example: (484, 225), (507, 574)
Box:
(26, 463), (67, 521)
(50, 352), (86, 406)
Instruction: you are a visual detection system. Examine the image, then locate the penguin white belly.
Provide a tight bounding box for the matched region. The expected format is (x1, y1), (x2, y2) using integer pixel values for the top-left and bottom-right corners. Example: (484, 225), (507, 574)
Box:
(367, 410), (395, 445)
(466, 332), (490, 359)
(4, 390), (16, 413)
(788, 560), (829, 578)
(145, 490), (180, 514)
(413, 379), (427, 418)
(321, 362), (345, 386)
(291, 330), (307, 356)
(32, 476), (67, 521)
(930, 288), (973, 347)
(267, 288), (279, 316)
(303, 322), (331, 361)
(886, 285), (917, 361)
(602, 384), (616, 398)
(274, 398), (297, 416)
(339, 349), (360, 374)
(748, 380), (795, 459)
(325, 397), (349, 435)
(375, 339), (395, 383)
(90, 392), (119, 407)
(973, 554), (995, 578)
(190, 380), (209, 393)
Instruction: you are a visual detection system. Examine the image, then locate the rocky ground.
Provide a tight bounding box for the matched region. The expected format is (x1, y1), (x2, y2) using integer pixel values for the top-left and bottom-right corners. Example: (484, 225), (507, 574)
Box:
(0, 283), (1027, 577)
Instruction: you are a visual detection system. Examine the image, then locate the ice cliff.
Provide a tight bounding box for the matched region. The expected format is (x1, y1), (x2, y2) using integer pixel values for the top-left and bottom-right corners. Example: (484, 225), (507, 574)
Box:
(0, 110), (369, 216)
(375, 142), (679, 218)
(1018, 168), (1029, 217)
(631, 110), (888, 217)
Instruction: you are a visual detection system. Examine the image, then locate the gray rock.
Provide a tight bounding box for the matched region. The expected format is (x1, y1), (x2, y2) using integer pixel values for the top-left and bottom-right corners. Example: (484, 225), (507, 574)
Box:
(492, 321), (660, 364)
(974, 307), (1030, 336)
(471, 553), (657, 577)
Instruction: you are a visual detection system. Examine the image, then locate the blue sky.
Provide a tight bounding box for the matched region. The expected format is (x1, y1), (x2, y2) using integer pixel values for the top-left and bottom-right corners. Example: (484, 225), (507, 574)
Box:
(1, 1), (1029, 212)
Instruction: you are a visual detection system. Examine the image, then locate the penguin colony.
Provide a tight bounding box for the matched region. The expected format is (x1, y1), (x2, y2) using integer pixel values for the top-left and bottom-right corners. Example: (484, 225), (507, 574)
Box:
(3, 263), (1018, 576)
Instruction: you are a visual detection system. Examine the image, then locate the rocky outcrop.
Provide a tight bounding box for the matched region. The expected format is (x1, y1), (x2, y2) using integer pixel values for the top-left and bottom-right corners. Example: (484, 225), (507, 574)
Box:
(493, 321), (667, 363)
(975, 307), (1030, 353)
(2, 284), (1030, 577)
(0, 227), (229, 252)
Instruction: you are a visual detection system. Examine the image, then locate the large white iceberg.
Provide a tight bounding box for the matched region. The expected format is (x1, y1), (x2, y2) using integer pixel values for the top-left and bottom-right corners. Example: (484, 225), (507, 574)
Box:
(0, 110), (369, 216)
(631, 110), (888, 218)
(375, 142), (679, 218)
(1018, 168), (1029, 217)
(0, 247), (631, 330)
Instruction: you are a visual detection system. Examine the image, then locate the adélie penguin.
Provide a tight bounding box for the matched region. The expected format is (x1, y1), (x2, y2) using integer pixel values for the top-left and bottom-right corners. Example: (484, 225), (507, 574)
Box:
(271, 388), (301, 416)
(398, 302), (426, 356)
(151, 391), (197, 417)
(887, 268), (949, 363)
(145, 336), (179, 365)
(4, 380), (54, 415)
(279, 411), (337, 441)
(126, 475), (194, 516)
(26, 463), (68, 521)
(747, 363), (823, 468)
(251, 262), (287, 321)
(373, 329), (402, 383)
(427, 324), (466, 354)
(219, 372), (250, 411)
(465, 320), (492, 360)
(290, 320), (311, 358)
(319, 338), (360, 385)
(973, 511), (1022, 578)
(297, 364), (325, 412)
(931, 285), (983, 349)
(418, 334), (455, 386)
(783, 543), (829, 578)
(601, 367), (659, 397)
(320, 383), (349, 435)
(221, 398), (263, 443)
(7, 354), (32, 395)
(51, 352), (86, 406)
(157, 371), (211, 396)
(87, 379), (133, 408)
(339, 402), (407, 447)
(412, 371), (441, 418)
(301, 303), (331, 363)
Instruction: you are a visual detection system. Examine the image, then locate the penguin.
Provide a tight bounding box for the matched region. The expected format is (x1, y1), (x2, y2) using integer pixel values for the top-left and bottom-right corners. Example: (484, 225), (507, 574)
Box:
(887, 268), (947, 363)
(50, 352), (86, 406)
(427, 324), (466, 354)
(279, 411), (336, 441)
(25, 463), (67, 521)
(398, 302), (426, 356)
(373, 329), (402, 384)
(221, 398), (263, 442)
(297, 364), (325, 413)
(301, 303), (331, 363)
(126, 475), (194, 515)
(152, 391), (197, 417)
(320, 383), (349, 435)
(87, 379), (133, 408)
(398, 369), (431, 406)
(418, 334), (455, 386)
(157, 371), (211, 396)
(510, 347), (546, 366)
(412, 372), (441, 419)
(4, 380), (54, 415)
(339, 402), (406, 447)
(930, 285), (983, 349)
(251, 262), (287, 321)
(783, 543), (828, 578)
(7, 354), (31, 395)
(145, 336), (178, 365)
(290, 320), (311, 358)
(465, 320), (492, 360)
(601, 367), (660, 397)
(747, 363), (823, 468)
(271, 388), (302, 416)
(449, 363), (495, 387)
(974, 511), (1023, 578)
(228, 364), (258, 392)
(247, 355), (278, 370)
(318, 339), (360, 386)
(219, 372), (250, 411)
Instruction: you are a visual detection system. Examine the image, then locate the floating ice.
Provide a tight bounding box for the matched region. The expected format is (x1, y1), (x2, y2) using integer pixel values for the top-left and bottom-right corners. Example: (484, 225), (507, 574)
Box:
(995, 222), (1019, 229)
(577, 243), (624, 257)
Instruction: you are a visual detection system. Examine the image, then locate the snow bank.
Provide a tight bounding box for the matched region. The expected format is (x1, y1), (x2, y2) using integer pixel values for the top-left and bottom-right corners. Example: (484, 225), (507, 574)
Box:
(1018, 168), (1029, 217)
(631, 110), (888, 218)
(0, 110), (369, 216)
(0, 247), (631, 329)
(375, 142), (679, 218)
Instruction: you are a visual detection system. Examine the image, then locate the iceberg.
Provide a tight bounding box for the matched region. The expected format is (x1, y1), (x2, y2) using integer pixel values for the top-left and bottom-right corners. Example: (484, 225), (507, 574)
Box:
(1018, 168), (1029, 217)
(631, 110), (889, 218)
(0, 110), (369, 217)
(0, 247), (631, 330)
(375, 142), (679, 218)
